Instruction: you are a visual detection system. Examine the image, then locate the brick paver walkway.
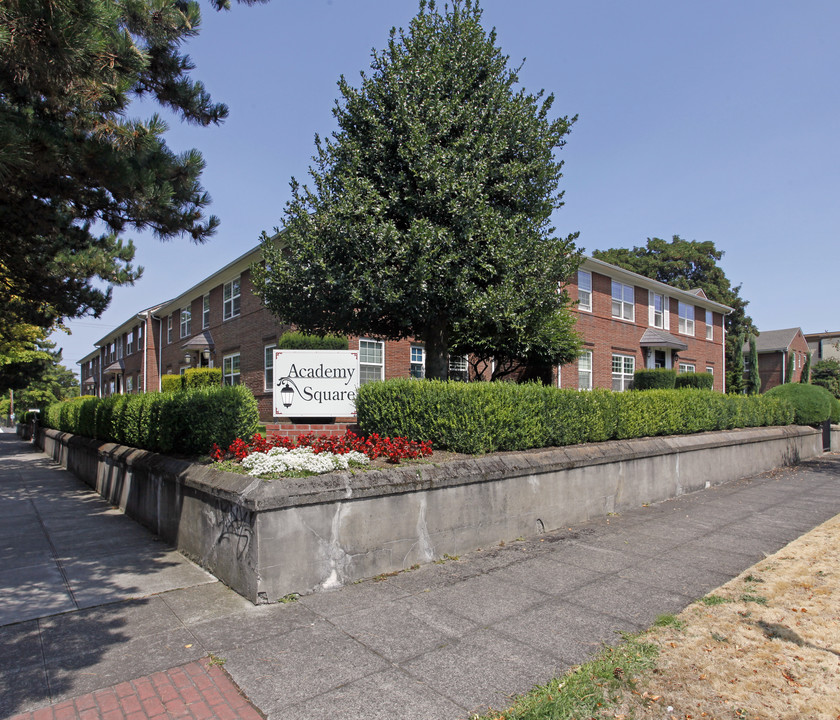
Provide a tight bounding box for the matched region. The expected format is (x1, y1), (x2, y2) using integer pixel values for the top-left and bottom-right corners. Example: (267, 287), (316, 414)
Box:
(9, 658), (264, 720)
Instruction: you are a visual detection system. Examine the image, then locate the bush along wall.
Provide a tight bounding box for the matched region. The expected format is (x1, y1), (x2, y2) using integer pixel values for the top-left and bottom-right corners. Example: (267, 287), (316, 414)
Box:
(44, 385), (259, 456)
(765, 383), (836, 426)
(277, 331), (349, 350)
(633, 368), (676, 390)
(356, 380), (795, 455)
(674, 372), (714, 390)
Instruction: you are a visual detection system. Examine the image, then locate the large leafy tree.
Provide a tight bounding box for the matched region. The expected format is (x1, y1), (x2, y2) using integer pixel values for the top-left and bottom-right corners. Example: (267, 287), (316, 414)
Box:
(592, 236), (756, 389)
(254, 0), (581, 380)
(0, 0), (262, 343)
(0, 323), (56, 394)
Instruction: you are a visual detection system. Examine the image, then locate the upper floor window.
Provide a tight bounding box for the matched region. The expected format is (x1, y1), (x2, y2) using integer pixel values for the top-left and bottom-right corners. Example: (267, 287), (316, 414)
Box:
(611, 353), (635, 391)
(116, 337), (123, 360)
(410, 346), (425, 378)
(359, 339), (384, 384)
(611, 281), (634, 321)
(203, 294), (211, 329)
(223, 277), (241, 320)
(180, 306), (191, 338)
(649, 292), (665, 329)
(705, 310), (713, 341)
(126, 331), (134, 355)
(577, 270), (592, 312)
(167, 315), (173, 344)
(578, 350), (593, 390)
(678, 302), (695, 336)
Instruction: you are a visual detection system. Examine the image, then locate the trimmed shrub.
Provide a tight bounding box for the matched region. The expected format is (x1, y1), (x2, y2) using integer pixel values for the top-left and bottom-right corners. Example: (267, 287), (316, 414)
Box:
(765, 383), (832, 425)
(831, 397), (840, 424)
(356, 380), (793, 454)
(674, 372), (714, 390)
(633, 369), (676, 390)
(277, 331), (349, 350)
(183, 367), (222, 389)
(812, 359), (840, 398)
(161, 374), (183, 393)
(42, 385), (259, 456)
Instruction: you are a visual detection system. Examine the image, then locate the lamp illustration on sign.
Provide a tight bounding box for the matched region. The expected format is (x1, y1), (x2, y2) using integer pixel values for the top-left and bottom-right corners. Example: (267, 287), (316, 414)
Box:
(280, 382), (294, 408)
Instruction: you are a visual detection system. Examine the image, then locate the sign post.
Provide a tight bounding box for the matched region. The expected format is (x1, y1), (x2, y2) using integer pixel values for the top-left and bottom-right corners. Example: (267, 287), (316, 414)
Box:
(273, 350), (359, 418)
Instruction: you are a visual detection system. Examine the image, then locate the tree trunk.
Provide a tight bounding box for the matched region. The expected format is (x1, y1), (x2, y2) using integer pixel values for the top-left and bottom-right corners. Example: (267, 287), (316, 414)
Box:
(424, 323), (450, 381)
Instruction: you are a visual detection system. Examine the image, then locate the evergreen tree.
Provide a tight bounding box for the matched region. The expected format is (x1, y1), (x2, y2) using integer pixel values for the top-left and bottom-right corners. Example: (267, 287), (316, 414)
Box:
(729, 333), (745, 394)
(785, 351), (794, 384)
(254, 0), (581, 380)
(801, 352), (811, 384)
(593, 236), (755, 384)
(812, 359), (840, 397)
(0, 0), (263, 342)
(747, 334), (761, 394)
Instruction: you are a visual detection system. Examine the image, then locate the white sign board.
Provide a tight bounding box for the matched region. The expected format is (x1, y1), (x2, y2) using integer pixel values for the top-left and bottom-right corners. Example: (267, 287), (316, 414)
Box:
(273, 350), (359, 418)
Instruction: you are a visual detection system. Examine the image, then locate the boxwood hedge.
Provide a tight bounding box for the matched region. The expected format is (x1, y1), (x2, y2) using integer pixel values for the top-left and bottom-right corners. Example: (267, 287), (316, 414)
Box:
(356, 380), (795, 454)
(44, 385), (258, 456)
(765, 383), (835, 425)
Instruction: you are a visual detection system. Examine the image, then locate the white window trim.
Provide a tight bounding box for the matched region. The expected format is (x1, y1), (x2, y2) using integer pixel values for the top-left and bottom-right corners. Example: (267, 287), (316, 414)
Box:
(203, 293), (211, 329)
(359, 338), (384, 384)
(611, 353), (635, 392)
(223, 353), (241, 386)
(578, 350), (593, 391)
(678, 302), (695, 336)
(611, 281), (634, 322)
(410, 345), (425, 379)
(648, 291), (669, 330)
(180, 305), (191, 339)
(264, 344), (276, 392)
(223, 277), (241, 321)
(577, 270), (592, 313)
(706, 366), (714, 375)
(448, 354), (469, 381)
(705, 310), (714, 341)
(167, 316), (173, 344)
(679, 363), (696, 374)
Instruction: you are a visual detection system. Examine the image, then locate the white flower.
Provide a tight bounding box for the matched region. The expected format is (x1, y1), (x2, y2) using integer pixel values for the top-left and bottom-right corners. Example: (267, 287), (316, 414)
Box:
(241, 446), (369, 477)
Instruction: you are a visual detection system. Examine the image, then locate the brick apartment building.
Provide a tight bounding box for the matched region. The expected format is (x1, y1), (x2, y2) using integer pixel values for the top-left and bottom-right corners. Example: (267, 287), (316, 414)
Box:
(744, 327), (811, 393)
(805, 330), (840, 363)
(78, 246), (732, 421)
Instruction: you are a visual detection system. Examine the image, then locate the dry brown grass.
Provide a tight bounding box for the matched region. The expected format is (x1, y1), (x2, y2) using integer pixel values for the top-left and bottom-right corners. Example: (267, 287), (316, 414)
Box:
(606, 514), (840, 720)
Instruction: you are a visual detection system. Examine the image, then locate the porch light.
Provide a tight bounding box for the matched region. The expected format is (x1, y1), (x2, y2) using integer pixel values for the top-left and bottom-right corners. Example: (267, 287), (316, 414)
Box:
(202, 349), (211, 361)
(183, 352), (192, 364)
(280, 383), (294, 408)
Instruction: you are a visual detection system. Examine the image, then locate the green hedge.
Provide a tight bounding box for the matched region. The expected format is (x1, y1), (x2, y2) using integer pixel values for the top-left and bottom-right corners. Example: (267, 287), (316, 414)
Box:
(161, 374), (182, 392)
(356, 380), (794, 454)
(633, 369), (676, 390)
(765, 383), (834, 426)
(674, 372), (714, 390)
(43, 386), (259, 456)
(277, 331), (349, 350)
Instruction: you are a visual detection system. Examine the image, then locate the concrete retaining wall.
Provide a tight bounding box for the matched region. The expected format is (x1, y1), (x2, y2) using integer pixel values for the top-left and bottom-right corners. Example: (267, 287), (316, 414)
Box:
(36, 425), (833, 604)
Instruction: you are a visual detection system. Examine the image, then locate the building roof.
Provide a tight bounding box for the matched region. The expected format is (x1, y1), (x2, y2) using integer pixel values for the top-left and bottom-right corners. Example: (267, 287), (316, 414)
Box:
(638, 328), (689, 351)
(804, 330), (840, 341)
(94, 303), (167, 347)
(748, 328), (804, 354)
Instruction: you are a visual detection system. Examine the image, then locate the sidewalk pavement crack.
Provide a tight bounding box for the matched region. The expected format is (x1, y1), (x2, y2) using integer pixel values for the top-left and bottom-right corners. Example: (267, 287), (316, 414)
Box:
(36, 616), (53, 702)
(29, 498), (80, 611)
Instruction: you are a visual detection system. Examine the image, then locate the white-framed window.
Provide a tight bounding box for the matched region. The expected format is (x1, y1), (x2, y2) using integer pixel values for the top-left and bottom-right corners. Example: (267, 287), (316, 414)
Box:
(678, 302), (695, 336)
(116, 337), (123, 360)
(649, 292), (665, 329)
(611, 353), (635, 392)
(264, 344), (276, 391)
(448, 355), (469, 382)
(359, 339), (384, 384)
(705, 310), (713, 341)
(578, 350), (593, 390)
(611, 281), (634, 321)
(706, 366), (714, 375)
(410, 346), (425, 378)
(126, 331), (134, 356)
(679, 363), (696, 373)
(167, 316), (173, 344)
(223, 277), (241, 320)
(577, 270), (592, 312)
(223, 353), (240, 386)
(126, 376), (133, 393)
(180, 306), (191, 338)
(203, 294), (211, 329)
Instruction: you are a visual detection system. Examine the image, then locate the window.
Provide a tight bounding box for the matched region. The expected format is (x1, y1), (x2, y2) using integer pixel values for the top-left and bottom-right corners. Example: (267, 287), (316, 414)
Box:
(410, 346), (425, 378)
(203, 294), (211, 329)
(264, 345), (276, 391)
(359, 339), (384, 384)
(705, 310), (713, 341)
(611, 281), (634, 321)
(116, 337), (123, 360)
(678, 302), (695, 335)
(650, 292), (665, 329)
(180, 305), (191, 338)
(679, 363), (696, 373)
(611, 353), (635, 391)
(448, 355), (469, 382)
(126, 331), (134, 355)
(578, 350), (593, 390)
(167, 315), (173, 344)
(223, 354), (240, 386)
(223, 277), (241, 320)
(706, 366), (714, 375)
(577, 270), (592, 312)
(126, 376), (133, 393)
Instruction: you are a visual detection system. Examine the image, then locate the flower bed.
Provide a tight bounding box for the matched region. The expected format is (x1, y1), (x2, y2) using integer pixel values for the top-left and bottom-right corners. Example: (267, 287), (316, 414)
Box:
(210, 431), (433, 478)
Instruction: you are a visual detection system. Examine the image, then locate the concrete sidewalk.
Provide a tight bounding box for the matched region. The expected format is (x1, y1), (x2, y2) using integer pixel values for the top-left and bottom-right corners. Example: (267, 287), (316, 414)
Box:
(2, 430), (840, 719)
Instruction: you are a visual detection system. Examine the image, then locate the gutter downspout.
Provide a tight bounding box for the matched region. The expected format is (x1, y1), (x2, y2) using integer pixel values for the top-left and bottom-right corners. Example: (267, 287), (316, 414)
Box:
(154, 314), (163, 391)
(721, 322), (727, 394)
(141, 312), (148, 394)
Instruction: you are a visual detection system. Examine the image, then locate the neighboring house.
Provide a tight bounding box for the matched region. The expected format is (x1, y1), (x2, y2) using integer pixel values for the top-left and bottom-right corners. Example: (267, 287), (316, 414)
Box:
(804, 331), (840, 363)
(566, 258), (731, 392)
(744, 328), (811, 393)
(78, 247), (732, 420)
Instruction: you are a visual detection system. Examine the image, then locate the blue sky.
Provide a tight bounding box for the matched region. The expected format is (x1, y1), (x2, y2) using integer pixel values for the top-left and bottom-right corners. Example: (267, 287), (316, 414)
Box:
(54, 0), (840, 371)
